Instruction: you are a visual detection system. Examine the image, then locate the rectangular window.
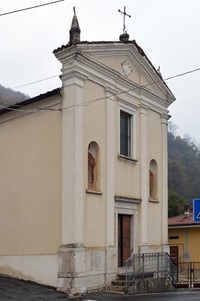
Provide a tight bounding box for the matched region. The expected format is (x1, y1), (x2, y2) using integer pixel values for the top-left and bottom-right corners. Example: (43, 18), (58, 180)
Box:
(169, 236), (179, 240)
(120, 111), (131, 157)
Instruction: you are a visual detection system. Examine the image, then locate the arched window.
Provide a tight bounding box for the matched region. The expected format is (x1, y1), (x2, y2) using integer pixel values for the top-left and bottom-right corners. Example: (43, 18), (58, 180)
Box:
(149, 159), (158, 200)
(88, 142), (100, 191)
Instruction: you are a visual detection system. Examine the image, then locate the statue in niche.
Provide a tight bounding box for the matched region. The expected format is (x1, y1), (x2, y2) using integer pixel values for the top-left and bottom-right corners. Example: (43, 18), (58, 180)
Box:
(149, 170), (156, 199)
(88, 152), (96, 190)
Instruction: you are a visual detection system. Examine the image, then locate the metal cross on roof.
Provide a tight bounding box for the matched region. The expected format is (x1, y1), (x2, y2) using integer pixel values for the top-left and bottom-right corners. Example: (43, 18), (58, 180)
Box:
(73, 6), (76, 15)
(118, 6), (131, 33)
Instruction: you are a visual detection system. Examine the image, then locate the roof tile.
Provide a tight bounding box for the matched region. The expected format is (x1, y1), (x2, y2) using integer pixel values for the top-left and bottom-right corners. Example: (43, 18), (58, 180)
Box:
(168, 213), (200, 226)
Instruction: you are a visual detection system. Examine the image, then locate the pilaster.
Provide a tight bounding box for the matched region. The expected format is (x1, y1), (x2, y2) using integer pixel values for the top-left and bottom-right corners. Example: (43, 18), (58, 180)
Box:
(105, 88), (116, 246)
(139, 104), (149, 248)
(61, 75), (86, 245)
(161, 114), (170, 251)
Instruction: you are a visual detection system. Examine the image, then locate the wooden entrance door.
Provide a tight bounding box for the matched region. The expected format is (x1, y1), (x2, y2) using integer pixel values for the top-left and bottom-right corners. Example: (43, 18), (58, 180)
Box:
(170, 245), (179, 265)
(118, 214), (131, 267)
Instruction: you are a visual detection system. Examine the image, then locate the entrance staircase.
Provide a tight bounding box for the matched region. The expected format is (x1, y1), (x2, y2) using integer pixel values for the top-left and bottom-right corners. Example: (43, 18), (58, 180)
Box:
(108, 274), (126, 293)
(125, 252), (177, 294)
(108, 252), (177, 294)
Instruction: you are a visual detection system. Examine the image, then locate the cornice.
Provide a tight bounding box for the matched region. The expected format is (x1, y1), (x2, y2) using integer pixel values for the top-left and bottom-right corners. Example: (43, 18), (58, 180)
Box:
(59, 51), (143, 100)
(115, 195), (141, 204)
(139, 89), (170, 115)
(55, 45), (174, 114)
(54, 42), (175, 106)
(117, 96), (138, 111)
(58, 43), (174, 102)
(61, 70), (88, 88)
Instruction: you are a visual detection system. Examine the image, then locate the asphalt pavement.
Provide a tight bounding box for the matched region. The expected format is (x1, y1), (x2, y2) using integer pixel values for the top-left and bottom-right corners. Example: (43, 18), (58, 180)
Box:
(87, 290), (200, 301)
(0, 275), (200, 301)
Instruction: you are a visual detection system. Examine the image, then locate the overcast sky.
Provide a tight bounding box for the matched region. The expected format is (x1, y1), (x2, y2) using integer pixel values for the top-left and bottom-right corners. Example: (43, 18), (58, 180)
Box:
(1, 0), (200, 142)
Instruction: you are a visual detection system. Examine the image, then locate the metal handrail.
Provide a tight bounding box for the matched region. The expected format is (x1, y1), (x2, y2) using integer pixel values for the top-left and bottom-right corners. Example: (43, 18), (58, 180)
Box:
(125, 252), (177, 293)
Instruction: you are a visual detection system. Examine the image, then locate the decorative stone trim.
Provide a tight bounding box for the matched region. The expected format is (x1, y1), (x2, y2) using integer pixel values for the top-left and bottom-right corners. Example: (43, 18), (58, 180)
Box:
(121, 60), (133, 77)
(118, 154), (138, 163)
(148, 198), (159, 203)
(86, 190), (102, 195)
(115, 196), (141, 204)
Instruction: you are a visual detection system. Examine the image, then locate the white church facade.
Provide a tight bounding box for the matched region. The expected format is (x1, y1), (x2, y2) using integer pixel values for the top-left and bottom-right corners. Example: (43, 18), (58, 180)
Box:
(0, 10), (175, 293)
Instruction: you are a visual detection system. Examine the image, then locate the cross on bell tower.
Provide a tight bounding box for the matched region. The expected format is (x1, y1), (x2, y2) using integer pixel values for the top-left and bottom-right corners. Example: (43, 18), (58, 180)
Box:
(118, 6), (131, 42)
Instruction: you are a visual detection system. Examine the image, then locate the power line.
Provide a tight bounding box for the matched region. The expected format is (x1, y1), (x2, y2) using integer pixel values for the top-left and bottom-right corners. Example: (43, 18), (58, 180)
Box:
(14, 75), (60, 89)
(0, 101), (61, 113)
(12, 53), (200, 92)
(5, 65), (200, 114)
(165, 67), (200, 82)
(0, 0), (66, 17)
(61, 66), (200, 111)
(0, 101), (61, 126)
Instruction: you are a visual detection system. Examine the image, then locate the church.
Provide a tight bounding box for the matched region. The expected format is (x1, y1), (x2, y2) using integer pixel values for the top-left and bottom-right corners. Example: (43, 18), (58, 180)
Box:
(0, 8), (175, 294)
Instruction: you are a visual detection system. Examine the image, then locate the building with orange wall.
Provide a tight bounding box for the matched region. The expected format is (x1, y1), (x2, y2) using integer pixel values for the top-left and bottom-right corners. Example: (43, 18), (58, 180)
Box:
(169, 213), (200, 263)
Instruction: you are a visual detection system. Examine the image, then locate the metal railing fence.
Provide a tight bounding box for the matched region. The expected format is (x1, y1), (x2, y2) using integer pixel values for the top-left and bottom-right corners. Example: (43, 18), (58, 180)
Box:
(125, 252), (177, 293)
(178, 261), (200, 287)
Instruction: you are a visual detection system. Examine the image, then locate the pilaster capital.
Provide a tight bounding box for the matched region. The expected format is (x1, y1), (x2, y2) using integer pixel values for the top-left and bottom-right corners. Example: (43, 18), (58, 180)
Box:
(61, 72), (87, 88)
(161, 113), (170, 125)
(139, 104), (149, 116)
(104, 86), (118, 99)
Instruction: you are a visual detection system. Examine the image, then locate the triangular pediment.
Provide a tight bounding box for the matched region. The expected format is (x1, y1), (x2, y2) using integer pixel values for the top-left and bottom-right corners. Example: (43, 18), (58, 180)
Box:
(73, 41), (174, 104)
(54, 41), (175, 106)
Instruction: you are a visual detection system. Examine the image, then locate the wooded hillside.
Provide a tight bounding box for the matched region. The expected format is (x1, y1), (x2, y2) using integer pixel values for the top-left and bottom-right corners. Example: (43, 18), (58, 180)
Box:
(0, 84), (28, 105)
(168, 124), (200, 216)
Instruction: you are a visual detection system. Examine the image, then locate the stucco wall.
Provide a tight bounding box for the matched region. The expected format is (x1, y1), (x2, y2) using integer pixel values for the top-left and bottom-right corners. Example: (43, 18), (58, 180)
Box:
(0, 99), (62, 255)
(169, 227), (200, 262)
(84, 80), (107, 247)
(83, 77), (166, 250)
(147, 110), (163, 245)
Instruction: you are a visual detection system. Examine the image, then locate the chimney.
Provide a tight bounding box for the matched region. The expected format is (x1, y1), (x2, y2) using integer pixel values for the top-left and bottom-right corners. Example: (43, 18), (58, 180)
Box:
(184, 204), (190, 217)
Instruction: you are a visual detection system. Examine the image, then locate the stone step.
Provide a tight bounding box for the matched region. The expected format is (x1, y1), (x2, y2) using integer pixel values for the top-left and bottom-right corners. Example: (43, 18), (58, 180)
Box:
(108, 273), (127, 294)
(108, 285), (125, 292)
(112, 279), (126, 286)
(117, 274), (126, 280)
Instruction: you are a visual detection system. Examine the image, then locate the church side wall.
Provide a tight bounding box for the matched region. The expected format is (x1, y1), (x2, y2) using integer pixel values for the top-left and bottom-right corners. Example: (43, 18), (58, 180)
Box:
(0, 98), (61, 286)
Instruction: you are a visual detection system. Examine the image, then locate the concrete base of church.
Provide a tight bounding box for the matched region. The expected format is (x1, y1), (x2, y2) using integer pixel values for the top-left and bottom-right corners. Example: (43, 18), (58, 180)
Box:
(162, 243), (170, 254)
(0, 255), (58, 287)
(138, 244), (170, 255)
(57, 244), (117, 294)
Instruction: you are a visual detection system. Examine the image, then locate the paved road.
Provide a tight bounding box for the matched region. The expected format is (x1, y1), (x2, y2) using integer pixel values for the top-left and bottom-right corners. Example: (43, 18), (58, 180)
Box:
(85, 290), (200, 301)
(0, 275), (200, 301)
(0, 275), (68, 300)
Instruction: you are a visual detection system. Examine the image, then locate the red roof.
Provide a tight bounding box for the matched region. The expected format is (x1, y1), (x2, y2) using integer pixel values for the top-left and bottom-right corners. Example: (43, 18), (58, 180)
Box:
(168, 213), (200, 227)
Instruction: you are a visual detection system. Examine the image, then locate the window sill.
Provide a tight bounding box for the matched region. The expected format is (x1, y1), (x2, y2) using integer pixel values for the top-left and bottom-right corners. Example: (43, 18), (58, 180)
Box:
(86, 190), (102, 195)
(115, 196), (142, 204)
(149, 198), (159, 203)
(118, 155), (138, 163)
